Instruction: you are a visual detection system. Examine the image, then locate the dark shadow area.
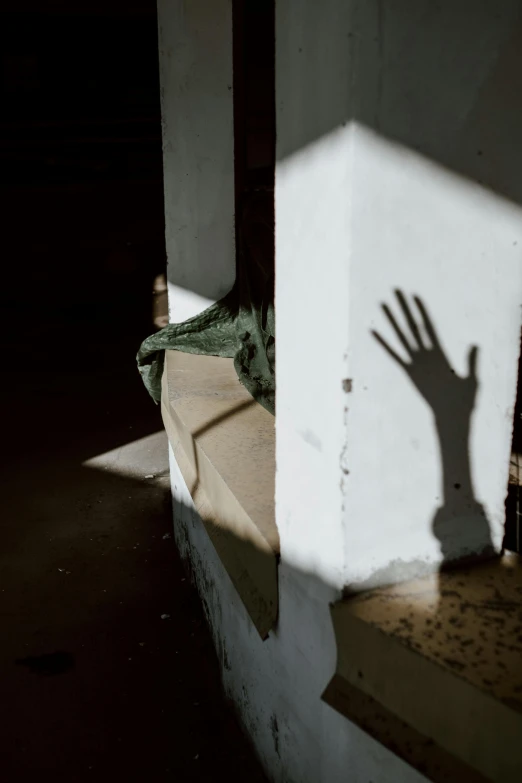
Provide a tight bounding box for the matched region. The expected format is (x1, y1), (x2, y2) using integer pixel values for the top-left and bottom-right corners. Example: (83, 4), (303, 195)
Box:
(0, 438), (268, 779)
(372, 291), (494, 567)
(504, 329), (522, 553)
(16, 651), (75, 676)
(0, 2), (267, 780)
(277, 0), (522, 210)
(233, 0), (275, 342)
(0, 431), (266, 780)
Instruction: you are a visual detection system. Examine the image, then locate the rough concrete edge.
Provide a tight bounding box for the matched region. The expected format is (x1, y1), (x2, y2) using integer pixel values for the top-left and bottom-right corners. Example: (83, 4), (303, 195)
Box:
(160, 376), (278, 639)
(325, 601), (522, 783)
(321, 674), (487, 783)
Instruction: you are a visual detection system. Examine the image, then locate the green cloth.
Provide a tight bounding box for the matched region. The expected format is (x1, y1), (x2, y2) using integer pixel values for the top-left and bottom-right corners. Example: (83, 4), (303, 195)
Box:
(137, 189), (275, 415)
(136, 282), (275, 415)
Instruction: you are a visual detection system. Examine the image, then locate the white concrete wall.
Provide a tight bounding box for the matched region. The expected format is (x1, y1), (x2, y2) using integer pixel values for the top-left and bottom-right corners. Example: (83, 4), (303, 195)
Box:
(276, 0), (522, 591)
(157, 0), (236, 323)
(170, 446), (425, 783)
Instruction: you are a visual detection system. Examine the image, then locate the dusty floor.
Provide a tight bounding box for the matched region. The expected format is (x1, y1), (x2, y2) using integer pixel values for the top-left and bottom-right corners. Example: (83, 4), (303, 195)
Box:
(0, 180), (267, 782)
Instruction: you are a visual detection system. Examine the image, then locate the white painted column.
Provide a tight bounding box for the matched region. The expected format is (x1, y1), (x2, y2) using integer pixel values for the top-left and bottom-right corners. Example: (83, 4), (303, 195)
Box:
(275, 0), (522, 592)
(275, 0), (354, 591)
(157, 0), (235, 323)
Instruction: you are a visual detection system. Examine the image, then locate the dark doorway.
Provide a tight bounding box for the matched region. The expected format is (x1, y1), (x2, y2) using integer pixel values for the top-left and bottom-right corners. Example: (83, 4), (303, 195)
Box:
(232, 0), (275, 287)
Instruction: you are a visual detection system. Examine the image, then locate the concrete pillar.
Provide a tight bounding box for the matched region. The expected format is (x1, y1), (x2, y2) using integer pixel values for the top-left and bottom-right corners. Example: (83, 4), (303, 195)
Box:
(157, 0), (235, 323)
(275, 0), (522, 591)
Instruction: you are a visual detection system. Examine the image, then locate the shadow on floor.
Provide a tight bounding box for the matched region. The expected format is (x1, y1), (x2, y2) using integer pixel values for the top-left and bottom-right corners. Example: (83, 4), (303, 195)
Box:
(0, 183), (266, 781)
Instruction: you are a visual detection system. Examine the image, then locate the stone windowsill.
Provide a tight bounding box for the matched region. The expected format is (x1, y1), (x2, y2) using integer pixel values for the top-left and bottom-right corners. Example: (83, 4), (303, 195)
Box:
(323, 553), (522, 783)
(160, 349), (278, 639)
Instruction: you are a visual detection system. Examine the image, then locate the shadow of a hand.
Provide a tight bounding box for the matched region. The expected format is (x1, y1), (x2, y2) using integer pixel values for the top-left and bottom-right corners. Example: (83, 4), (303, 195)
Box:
(372, 291), (478, 416)
(372, 290), (493, 565)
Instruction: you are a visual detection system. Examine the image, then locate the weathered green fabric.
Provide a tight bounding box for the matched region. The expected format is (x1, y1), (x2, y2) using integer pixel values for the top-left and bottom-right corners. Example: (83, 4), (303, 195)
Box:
(136, 281), (275, 415)
(137, 189), (275, 415)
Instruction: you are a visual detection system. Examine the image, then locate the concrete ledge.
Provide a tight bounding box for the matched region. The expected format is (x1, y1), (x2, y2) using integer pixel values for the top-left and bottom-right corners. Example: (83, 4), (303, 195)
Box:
(323, 554), (522, 782)
(161, 349), (278, 639)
